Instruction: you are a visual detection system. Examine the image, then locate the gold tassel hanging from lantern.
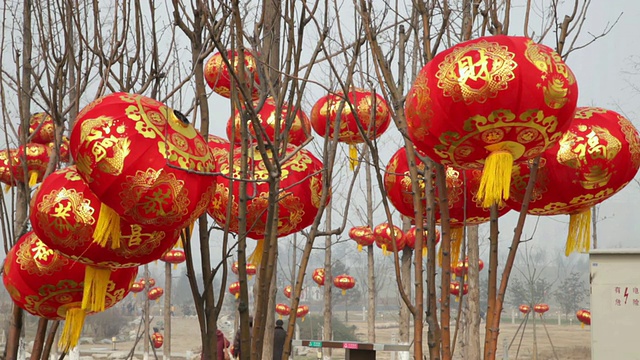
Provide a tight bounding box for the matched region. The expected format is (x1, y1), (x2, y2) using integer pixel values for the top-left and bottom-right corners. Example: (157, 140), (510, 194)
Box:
(357, 244), (363, 252)
(349, 145), (358, 170)
(81, 266), (112, 312)
(248, 240), (264, 266)
(28, 171), (38, 187)
(439, 227), (464, 266)
(93, 203), (121, 249)
(478, 149), (514, 208)
(58, 308), (87, 352)
(565, 208), (591, 256)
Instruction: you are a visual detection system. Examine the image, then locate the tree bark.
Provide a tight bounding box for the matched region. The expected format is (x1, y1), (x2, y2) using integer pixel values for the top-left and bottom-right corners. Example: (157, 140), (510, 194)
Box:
(322, 203), (332, 360)
(29, 318), (47, 360)
(466, 225), (481, 359)
(365, 149), (376, 343)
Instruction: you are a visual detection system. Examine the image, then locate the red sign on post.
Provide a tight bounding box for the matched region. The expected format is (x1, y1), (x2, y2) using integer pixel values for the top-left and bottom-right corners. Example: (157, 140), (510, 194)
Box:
(343, 343), (358, 349)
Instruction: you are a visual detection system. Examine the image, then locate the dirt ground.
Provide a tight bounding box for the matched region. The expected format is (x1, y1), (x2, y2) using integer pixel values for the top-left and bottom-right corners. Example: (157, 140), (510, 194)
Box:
(80, 315), (590, 359)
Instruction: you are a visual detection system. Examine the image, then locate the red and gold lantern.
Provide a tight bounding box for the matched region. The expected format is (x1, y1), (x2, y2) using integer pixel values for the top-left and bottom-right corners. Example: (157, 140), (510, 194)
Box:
(384, 146), (429, 218)
(312, 268), (325, 287)
(2, 231), (137, 351)
(20, 112), (55, 144)
(140, 278), (156, 288)
(152, 332), (164, 348)
(148, 287), (164, 302)
(296, 305), (309, 322)
(208, 144), (328, 240)
(333, 274), (356, 296)
(130, 281), (144, 296)
(453, 257), (485, 279)
(207, 134), (231, 169)
(229, 281), (241, 299)
(0, 143), (51, 187)
(227, 97), (312, 146)
(508, 107), (640, 255)
(373, 223), (405, 256)
(519, 304), (531, 314)
(231, 261), (257, 279)
(533, 303), (549, 315)
(404, 226), (441, 257)
(275, 303), (291, 319)
(160, 249), (186, 269)
(406, 35), (578, 207)
(449, 281), (469, 298)
(70, 92), (217, 245)
(283, 285), (292, 299)
(576, 309), (591, 327)
(204, 50), (260, 100)
(348, 226), (376, 252)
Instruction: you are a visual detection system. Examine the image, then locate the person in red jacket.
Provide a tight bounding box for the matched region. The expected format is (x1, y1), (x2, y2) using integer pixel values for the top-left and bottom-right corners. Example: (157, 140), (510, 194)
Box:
(217, 329), (230, 360)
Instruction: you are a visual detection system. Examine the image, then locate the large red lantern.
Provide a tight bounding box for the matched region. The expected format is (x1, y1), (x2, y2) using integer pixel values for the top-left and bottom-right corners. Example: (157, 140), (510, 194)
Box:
(519, 304), (531, 314)
(373, 223), (405, 255)
(348, 226), (376, 252)
(283, 285), (292, 299)
(508, 107), (640, 255)
(533, 303), (550, 315)
(229, 282), (241, 299)
(2, 231), (137, 351)
(207, 134), (231, 169)
(70, 92), (217, 245)
(333, 274), (356, 295)
(147, 287), (164, 302)
(275, 303), (291, 319)
(208, 144), (328, 240)
(312, 268), (325, 287)
(406, 35), (578, 207)
(310, 88), (391, 167)
(404, 226), (441, 257)
(160, 249), (186, 269)
(152, 332), (164, 348)
(204, 50), (260, 100)
(576, 309), (591, 327)
(296, 305), (310, 322)
(20, 113), (55, 144)
(227, 97), (312, 146)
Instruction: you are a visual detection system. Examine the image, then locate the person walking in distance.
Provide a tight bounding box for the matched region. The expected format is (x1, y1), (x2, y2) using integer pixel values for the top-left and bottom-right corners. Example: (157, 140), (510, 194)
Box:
(273, 319), (286, 360)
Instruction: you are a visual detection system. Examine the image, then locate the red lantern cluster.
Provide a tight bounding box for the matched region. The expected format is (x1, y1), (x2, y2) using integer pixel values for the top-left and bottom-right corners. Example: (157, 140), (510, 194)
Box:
(348, 226), (376, 252)
(373, 223), (405, 255)
(140, 278), (156, 288)
(296, 305), (310, 322)
(275, 303), (291, 319)
(333, 274), (356, 296)
(312, 268), (325, 287)
(152, 332), (164, 348)
(576, 309), (591, 327)
(533, 303), (550, 315)
(204, 50), (260, 100)
(406, 35), (578, 207)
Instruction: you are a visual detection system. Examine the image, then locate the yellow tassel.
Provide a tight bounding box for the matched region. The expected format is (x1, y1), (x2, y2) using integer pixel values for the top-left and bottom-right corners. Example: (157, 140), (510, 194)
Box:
(382, 244), (388, 256)
(175, 238), (184, 249)
(4, 184), (11, 193)
(301, 316), (306, 322)
(455, 296), (460, 303)
(93, 204), (121, 249)
(248, 241), (264, 266)
(438, 227), (464, 266)
(565, 209), (591, 256)
(173, 263), (178, 270)
(349, 145), (358, 170)
(342, 289), (346, 296)
(133, 293), (137, 298)
(81, 266), (112, 312)
(28, 171), (38, 187)
(422, 247), (427, 258)
(357, 244), (363, 252)
(58, 308), (86, 352)
(478, 150), (514, 208)
(235, 293), (239, 299)
(581, 323), (585, 329)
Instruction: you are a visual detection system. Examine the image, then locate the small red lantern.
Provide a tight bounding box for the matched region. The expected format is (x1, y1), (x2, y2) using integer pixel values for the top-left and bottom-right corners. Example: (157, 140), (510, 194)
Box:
(333, 274), (356, 296)
(152, 332), (164, 348)
(229, 282), (241, 299)
(312, 268), (325, 287)
(283, 285), (292, 299)
(147, 287), (164, 302)
(275, 303), (291, 319)
(533, 303), (549, 315)
(140, 278), (156, 288)
(453, 257), (485, 279)
(449, 281), (469, 298)
(70, 92), (217, 244)
(404, 226), (441, 257)
(0, 143), (51, 187)
(227, 97), (312, 146)
(373, 223), (405, 255)
(20, 112), (55, 144)
(348, 226), (376, 252)
(204, 50), (260, 100)
(296, 305), (310, 322)
(130, 281), (144, 296)
(160, 249), (186, 269)
(231, 261), (257, 279)
(310, 88), (391, 168)
(406, 35), (578, 207)
(576, 309), (591, 327)
(519, 304), (531, 314)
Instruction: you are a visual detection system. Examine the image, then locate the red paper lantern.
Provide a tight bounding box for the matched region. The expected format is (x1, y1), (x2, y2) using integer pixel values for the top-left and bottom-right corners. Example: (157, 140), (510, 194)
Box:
(275, 303), (291, 319)
(208, 144), (328, 240)
(227, 97), (312, 146)
(533, 303), (549, 314)
(508, 107), (640, 255)
(0, 143), (51, 187)
(140, 278), (156, 288)
(384, 146), (430, 218)
(160, 249), (186, 269)
(207, 134), (231, 169)
(130, 282), (144, 294)
(152, 332), (164, 348)
(204, 50), (260, 100)
(453, 257), (485, 279)
(449, 281), (469, 297)
(2, 231), (137, 351)
(70, 92), (217, 242)
(20, 112), (55, 144)
(47, 136), (71, 164)
(519, 304), (531, 314)
(576, 309), (591, 327)
(406, 35), (578, 207)
(312, 268), (325, 287)
(296, 305), (309, 321)
(148, 287), (164, 302)
(333, 274), (356, 296)
(283, 285), (292, 299)
(348, 226), (376, 252)
(373, 223), (406, 255)
(229, 282), (241, 299)
(404, 226), (441, 257)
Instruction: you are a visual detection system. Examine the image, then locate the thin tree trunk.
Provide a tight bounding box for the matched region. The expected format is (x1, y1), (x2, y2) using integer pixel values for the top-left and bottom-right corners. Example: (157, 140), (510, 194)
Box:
(466, 225), (481, 359)
(399, 216), (412, 353)
(322, 203), (332, 360)
(42, 321), (59, 360)
(365, 148), (376, 343)
(164, 262), (172, 360)
(29, 319), (47, 360)
(262, 259), (277, 360)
